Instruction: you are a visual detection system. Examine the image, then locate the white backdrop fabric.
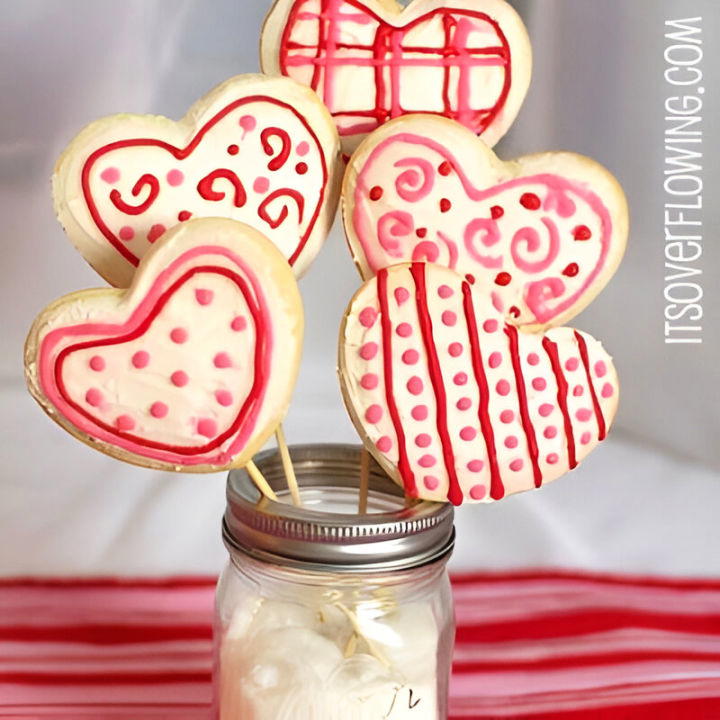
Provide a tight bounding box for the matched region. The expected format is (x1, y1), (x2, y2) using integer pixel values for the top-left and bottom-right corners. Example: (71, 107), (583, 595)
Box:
(1, 0), (718, 577)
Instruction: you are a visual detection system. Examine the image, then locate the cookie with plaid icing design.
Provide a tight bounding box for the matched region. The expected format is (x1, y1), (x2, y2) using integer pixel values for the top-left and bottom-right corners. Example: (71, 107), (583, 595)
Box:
(262, 0), (532, 153)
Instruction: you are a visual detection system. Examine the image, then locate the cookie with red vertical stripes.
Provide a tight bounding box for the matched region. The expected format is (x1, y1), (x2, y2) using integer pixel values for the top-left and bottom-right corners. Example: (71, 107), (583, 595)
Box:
(261, 0), (532, 153)
(338, 262), (618, 505)
(342, 114), (629, 331)
(25, 218), (303, 472)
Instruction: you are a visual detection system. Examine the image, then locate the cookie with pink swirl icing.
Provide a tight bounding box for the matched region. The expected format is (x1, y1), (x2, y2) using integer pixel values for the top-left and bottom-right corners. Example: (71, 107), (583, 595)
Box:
(338, 262), (619, 505)
(343, 115), (629, 331)
(53, 74), (341, 287)
(25, 218), (303, 473)
(261, 0), (532, 153)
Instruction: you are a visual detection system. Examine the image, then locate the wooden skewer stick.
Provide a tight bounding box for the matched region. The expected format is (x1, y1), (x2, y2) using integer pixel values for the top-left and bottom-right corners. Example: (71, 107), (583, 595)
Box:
(359, 446), (370, 514)
(246, 460), (277, 501)
(276, 425), (301, 507)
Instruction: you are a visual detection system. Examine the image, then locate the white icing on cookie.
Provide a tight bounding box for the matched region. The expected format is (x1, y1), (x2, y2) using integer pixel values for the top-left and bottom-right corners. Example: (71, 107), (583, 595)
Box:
(54, 74), (341, 287)
(343, 115), (629, 331)
(339, 262), (619, 504)
(25, 219), (303, 472)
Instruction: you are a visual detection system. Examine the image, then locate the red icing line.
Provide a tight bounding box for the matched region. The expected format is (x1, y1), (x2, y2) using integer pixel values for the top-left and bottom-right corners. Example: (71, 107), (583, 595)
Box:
(109, 174), (160, 215)
(461, 282), (503, 501)
(53, 265), (265, 457)
(257, 188), (305, 229)
(279, 0), (512, 137)
(196, 169), (247, 207)
(260, 127), (292, 171)
(410, 263), (462, 506)
(376, 268), (417, 497)
(505, 325), (542, 488)
(575, 330), (607, 441)
(81, 95), (328, 269)
(542, 337), (577, 469)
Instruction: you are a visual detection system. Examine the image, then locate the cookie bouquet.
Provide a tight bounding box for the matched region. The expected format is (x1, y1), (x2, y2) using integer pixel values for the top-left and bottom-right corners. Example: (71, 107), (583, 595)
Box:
(24, 0), (628, 717)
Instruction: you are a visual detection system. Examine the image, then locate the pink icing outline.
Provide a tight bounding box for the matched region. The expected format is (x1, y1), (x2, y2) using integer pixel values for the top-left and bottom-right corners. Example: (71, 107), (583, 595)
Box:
(353, 133), (613, 324)
(37, 245), (274, 466)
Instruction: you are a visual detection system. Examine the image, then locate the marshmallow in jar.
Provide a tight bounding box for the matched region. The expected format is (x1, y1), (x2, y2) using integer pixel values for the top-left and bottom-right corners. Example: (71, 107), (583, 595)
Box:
(215, 444), (455, 720)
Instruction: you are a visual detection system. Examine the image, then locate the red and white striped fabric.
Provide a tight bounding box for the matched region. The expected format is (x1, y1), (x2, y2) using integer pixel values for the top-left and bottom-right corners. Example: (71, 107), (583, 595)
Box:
(1, 572), (720, 718)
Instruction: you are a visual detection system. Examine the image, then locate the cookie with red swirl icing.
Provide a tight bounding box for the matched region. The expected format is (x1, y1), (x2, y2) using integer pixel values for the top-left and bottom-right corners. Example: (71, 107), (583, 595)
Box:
(25, 218), (303, 473)
(338, 262), (618, 505)
(53, 74), (341, 287)
(261, 0), (532, 153)
(343, 115), (629, 331)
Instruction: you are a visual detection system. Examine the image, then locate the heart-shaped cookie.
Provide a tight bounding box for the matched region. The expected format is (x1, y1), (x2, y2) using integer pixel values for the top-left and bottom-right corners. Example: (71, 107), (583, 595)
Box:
(343, 115), (629, 331)
(338, 263), (618, 505)
(53, 74), (341, 287)
(261, 0), (532, 153)
(25, 219), (303, 472)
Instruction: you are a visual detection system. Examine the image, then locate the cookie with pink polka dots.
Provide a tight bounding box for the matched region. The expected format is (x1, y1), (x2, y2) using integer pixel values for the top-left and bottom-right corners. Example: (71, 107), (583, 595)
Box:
(25, 218), (303, 472)
(338, 262), (618, 505)
(53, 74), (341, 287)
(342, 115), (629, 331)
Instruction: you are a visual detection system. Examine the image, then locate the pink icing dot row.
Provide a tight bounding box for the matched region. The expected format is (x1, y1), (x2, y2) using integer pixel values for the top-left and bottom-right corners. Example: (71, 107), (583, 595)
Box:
(195, 289), (214, 306)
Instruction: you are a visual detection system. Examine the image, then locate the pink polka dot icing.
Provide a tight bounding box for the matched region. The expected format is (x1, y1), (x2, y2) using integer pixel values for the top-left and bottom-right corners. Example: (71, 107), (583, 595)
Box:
(576, 408), (593, 422)
(454, 372), (468, 386)
(539, 403), (553, 417)
(170, 327), (188, 344)
(496, 379), (511, 395)
(483, 319), (498, 333)
(437, 285), (453, 299)
(197, 418), (217, 438)
(171, 370), (189, 387)
(394, 287), (410, 305)
(565, 358), (579, 372)
(601, 383), (614, 398)
(504, 435), (518, 448)
(594, 361), (607, 378)
(214, 352), (232, 369)
(359, 307), (378, 328)
(527, 353), (540, 366)
(469, 485), (486, 500)
(448, 342), (463, 357)
(253, 177), (270, 194)
(547, 453), (559, 465)
(531, 377), (547, 391)
(100, 167), (120, 184)
(488, 352), (502, 369)
(215, 390), (234, 407)
(116, 415), (135, 431)
(441, 311), (457, 326)
(166, 169), (184, 186)
(581, 432), (592, 445)
(150, 401), (168, 419)
(573, 385), (584, 397)
(509, 459), (524, 472)
(119, 226), (135, 241)
(411, 405), (428, 421)
(402, 349), (419, 365)
(360, 373), (379, 390)
(500, 410), (514, 424)
(424, 475), (440, 491)
(147, 224), (166, 243)
(360, 342), (378, 360)
(85, 388), (103, 407)
(365, 404), (383, 423)
(377, 436), (392, 452)
(407, 376), (424, 395)
(195, 289), (214, 306)
(467, 460), (484, 473)
(89, 356), (105, 372)
(544, 426), (558, 439)
(239, 115), (256, 133)
(231, 316), (247, 332)
(296, 141), (310, 156)
(415, 433), (432, 448)
(396, 322), (413, 337)
(456, 397), (472, 411)
(132, 351), (150, 369)
(460, 426), (477, 441)
(418, 455), (436, 468)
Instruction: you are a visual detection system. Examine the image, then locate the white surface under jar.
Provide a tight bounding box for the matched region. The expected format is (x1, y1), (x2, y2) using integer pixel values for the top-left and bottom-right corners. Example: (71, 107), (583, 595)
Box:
(215, 443), (456, 720)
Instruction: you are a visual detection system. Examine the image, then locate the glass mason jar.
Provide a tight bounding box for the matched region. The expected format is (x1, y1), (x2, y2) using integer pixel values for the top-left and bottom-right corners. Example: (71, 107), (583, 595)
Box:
(214, 443), (455, 720)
